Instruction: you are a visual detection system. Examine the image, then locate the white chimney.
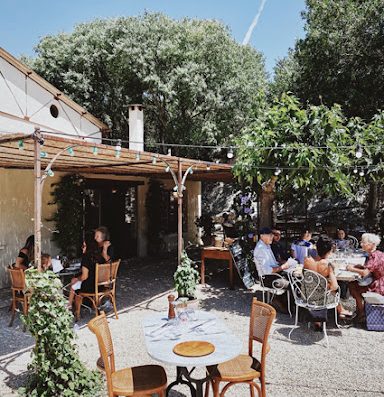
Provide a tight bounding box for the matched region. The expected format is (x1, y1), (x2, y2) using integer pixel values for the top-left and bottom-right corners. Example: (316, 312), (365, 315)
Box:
(129, 104), (144, 151)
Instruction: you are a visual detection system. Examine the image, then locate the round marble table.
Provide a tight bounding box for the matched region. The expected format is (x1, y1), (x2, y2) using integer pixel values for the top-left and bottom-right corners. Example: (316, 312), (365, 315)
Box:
(143, 310), (242, 397)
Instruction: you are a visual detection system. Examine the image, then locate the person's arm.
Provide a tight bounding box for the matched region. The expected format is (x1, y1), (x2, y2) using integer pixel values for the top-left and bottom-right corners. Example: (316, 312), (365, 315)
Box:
(101, 241), (111, 262)
(271, 262), (290, 273)
(290, 244), (296, 259)
(74, 266), (89, 283)
(327, 265), (339, 292)
(346, 264), (370, 277)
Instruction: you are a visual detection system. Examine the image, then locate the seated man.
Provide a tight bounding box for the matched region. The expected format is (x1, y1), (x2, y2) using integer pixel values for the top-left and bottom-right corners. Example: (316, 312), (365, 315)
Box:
(254, 227), (290, 289)
(271, 229), (289, 264)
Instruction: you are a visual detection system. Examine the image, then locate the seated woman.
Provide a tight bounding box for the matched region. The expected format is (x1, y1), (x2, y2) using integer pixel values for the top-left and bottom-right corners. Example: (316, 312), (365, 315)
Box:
(67, 238), (104, 309)
(347, 233), (384, 322)
(41, 253), (52, 271)
(291, 230), (313, 264)
(334, 228), (350, 251)
(14, 235), (34, 270)
(94, 226), (113, 263)
(304, 235), (353, 318)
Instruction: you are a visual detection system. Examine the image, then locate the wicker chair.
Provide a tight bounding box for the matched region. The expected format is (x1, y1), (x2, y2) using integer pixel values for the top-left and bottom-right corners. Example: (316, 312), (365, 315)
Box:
(205, 298), (276, 397)
(88, 312), (167, 397)
(8, 266), (29, 330)
(75, 260), (120, 321)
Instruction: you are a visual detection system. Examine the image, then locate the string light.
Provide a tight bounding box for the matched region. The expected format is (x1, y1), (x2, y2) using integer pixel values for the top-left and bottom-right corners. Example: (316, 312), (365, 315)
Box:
(18, 140), (24, 150)
(92, 146), (98, 155)
(115, 139), (122, 152)
(66, 147), (74, 156)
(40, 151), (48, 158)
(353, 167), (358, 174)
(189, 168), (193, 174)
(359, 170), (365, 177)
(355, 145), (363, 159)
(215, 160), (220, 164)
(115, 150), (120, 158)
(152, 156), (157, 164)
(135, 152), (140, 161)
(227, 147), (234, 159)
(206, 164), (211, 170)
(165, 165), (170, 172)
(167, 148), (172, 156)
(274, 168), (282, 176)
(46, 168), (54, 177)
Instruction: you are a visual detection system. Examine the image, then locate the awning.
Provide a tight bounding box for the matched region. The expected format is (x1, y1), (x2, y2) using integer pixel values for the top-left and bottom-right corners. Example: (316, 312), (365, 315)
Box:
(0, 133), (233, 181)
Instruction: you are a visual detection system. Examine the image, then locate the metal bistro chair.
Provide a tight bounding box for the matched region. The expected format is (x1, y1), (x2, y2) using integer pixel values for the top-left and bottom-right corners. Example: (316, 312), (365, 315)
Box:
(205, 299), (276, 397)
(254, 260), (291, 317)
(287, 269), (341, 346)
(8, 266), (29, 330)
(75, 260), (121, 321)
(88, 312), (167, 397)
(347, 235), (359, 250)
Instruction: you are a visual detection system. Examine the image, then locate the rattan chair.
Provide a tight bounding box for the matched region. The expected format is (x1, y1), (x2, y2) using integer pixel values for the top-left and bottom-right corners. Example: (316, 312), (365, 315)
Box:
(8, 266), (29, 329)
(75, 260), (120, 321)
(205, 298), (276, 397)
(88, 312), (167, 397)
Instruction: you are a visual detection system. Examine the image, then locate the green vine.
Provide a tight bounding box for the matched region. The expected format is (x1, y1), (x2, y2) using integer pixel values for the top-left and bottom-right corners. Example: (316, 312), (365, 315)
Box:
(173, 251), (200, 298)
(49, 174), (85, 258)
(20, 269), (101, 397)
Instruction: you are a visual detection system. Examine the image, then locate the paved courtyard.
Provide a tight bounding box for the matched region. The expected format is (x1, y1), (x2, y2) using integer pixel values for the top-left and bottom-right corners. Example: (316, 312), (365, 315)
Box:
(1, 258), (383, 397)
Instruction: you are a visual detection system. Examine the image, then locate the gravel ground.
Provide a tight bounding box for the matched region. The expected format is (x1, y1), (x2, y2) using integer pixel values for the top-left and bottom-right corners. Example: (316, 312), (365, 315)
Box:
(1, 258), (384, 397)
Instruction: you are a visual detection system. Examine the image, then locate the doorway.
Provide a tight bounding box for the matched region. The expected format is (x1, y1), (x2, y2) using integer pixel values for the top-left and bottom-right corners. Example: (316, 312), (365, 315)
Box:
(83, 180), (139, 259)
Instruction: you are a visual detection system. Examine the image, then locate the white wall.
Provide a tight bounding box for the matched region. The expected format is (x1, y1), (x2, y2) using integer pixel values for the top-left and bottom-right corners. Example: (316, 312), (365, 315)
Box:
(0, 57), (102, 141)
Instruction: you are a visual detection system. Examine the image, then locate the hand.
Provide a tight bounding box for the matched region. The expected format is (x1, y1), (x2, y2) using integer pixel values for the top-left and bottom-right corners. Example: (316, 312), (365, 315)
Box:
(103, 240), (111, 251)
(71, 277), (78, 284)
(281, 262), (290, 270)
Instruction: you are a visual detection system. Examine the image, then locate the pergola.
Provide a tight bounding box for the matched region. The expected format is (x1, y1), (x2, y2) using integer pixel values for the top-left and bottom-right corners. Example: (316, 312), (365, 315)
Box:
(0, 130), (233, 269)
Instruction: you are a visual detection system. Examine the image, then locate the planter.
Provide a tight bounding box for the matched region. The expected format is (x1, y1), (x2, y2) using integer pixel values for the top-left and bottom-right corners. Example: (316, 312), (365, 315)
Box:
(175, 296), (199, 312)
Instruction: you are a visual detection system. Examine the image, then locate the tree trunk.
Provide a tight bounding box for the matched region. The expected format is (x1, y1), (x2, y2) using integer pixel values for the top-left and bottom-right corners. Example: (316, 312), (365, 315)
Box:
(366, 182), (379, 229)
(259, 177), (277, 228)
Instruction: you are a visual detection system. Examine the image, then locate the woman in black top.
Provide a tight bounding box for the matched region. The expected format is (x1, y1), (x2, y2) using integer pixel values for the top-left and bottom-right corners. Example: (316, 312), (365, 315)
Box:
(15, 235), (34, 270)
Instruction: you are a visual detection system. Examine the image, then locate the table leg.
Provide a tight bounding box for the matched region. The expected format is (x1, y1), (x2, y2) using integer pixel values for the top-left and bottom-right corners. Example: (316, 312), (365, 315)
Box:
(229, 258), (234, 290)
(166, 366), (211, 397)
(200, 256), (205, 285)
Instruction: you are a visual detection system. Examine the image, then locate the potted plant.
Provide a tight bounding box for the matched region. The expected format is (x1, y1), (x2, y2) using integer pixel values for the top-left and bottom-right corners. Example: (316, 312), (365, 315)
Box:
(195, 213), (215, 246)
(173, 250), (200, 301)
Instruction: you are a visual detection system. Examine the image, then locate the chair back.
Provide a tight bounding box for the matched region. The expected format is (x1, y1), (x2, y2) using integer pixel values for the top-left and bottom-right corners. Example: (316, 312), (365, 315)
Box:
(88, 313), (115, 393)
(347, 235), (359, 249)
(8, 267), (26, 291)
(95, 260), (121, 292)
(288, 269), (330, 308)
(248, 298), (276, 357)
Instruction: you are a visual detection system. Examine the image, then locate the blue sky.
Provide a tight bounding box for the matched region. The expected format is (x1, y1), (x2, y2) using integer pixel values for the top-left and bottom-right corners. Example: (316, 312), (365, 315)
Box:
(1, 0), (306, 75)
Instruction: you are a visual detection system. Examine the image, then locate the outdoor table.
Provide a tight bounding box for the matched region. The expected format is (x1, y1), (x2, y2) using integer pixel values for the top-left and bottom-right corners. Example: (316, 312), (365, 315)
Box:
(143, 310), (242, 397)
(201, 246), (234, 289)
(330, 253), (366, 282)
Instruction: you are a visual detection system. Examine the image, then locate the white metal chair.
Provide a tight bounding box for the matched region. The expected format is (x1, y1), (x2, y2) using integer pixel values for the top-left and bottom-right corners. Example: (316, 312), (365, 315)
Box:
(287, 269), (341, 346)
(347, 235), (359, 249)
(254, 260), (292, 317)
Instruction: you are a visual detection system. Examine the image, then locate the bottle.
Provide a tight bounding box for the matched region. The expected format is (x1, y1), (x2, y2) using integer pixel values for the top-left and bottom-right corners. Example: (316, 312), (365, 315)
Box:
(167, 294), (176, 320)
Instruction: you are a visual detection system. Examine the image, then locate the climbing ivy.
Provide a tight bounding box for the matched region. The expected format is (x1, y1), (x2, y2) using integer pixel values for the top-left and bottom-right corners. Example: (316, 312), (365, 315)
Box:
(20, 269), (101, 397)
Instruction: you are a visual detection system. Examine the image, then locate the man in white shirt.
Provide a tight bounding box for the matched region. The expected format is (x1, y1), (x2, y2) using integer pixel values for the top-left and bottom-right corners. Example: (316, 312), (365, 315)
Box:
(253, 227), (289, 288)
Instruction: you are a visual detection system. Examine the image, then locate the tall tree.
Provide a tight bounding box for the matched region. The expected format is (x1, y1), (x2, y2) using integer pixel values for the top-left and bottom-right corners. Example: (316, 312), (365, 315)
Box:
(234, 94), (384, 227)
(26, 13), (267, 158)
(271, 0), (384, 120)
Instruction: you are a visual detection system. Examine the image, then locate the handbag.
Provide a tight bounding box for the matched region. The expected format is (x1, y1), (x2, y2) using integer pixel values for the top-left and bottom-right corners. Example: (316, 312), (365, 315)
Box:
(358, 274), (374, 287)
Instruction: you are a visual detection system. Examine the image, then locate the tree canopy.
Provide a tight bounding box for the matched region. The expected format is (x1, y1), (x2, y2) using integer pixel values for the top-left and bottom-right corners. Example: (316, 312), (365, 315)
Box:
(27, 13), (267, 158)
(272, 0), (384, 120)
(234, 94), (384, 202)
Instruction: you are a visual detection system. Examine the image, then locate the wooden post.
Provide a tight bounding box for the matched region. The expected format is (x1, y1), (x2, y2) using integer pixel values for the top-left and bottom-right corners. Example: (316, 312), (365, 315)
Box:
(33, 128), (42, 271)
(177, 159), (183, 265)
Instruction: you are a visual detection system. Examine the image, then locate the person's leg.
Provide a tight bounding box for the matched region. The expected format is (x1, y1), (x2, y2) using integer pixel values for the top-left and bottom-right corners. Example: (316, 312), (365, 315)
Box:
(348, 282), (368, 319)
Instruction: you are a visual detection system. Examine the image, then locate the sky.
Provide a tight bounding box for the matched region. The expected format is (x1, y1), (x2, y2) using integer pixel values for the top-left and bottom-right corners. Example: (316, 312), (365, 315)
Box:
(0, 0), (306, 75)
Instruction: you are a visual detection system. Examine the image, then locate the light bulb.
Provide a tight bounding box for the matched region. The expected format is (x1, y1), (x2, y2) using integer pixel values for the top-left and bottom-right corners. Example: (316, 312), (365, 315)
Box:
(359, 170), (365, 177)
(355, 146), (363, 159)
(206, 164), (211, 171)
(227, 148), (234, 159)
(135, 152), (140, 161)
(92, 146), (98, 155)
(115, 139), (122, 152)
(47, 168), (54, 177)
(67, 147), (74, 156)
(152, 156), (157, 164)
(274, 168), (281, 176)
(167, 148), (172, 156)
(215, 160), (220, 164)
(115, 150), (120, 158)
(189, 168), (193, 174)
(353, 167), (358, 174)
(18, 140), (24, 150)
(40, 151), (48, 158)
(165, 166), (170, 172)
